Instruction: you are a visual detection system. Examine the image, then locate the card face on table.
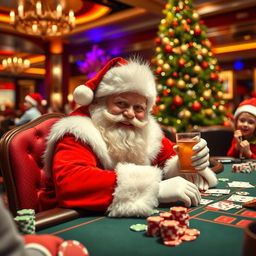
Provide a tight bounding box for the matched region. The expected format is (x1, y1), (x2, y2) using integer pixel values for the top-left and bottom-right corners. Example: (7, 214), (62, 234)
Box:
(205, 189), (231, 194)
(227, 195), (256, 203)
(228, 181), (254, 188)
(200, 199), (214, 205)
(207, 201), (237, 211)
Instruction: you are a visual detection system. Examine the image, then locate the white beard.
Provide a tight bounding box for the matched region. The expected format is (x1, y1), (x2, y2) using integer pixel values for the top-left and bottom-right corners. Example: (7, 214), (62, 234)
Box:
(90, 102), (149, 165)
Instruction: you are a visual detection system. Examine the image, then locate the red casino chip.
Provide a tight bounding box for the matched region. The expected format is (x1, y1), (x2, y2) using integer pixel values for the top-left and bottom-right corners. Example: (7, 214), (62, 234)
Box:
(185, 228), (200, 236)
(164, 239), (182, 246)
(58, 240), (89, 256)
(180, 235), (197, 241)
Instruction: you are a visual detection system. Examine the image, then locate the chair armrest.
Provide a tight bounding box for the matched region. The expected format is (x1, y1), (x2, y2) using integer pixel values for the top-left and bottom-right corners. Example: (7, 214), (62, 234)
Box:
(35, 207), (86, 231)
(210, 157), (224, 174)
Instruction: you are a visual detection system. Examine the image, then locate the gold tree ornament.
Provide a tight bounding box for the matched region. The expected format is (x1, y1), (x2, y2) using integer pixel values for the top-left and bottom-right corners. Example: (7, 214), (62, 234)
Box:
(193, 65), (201, 73)
(177, 79), (186, 88)
(159, 104), (166, 111)
(167, 78), (175, 87)
(202, 89), (212, 99)
(163, 63), (171, 71)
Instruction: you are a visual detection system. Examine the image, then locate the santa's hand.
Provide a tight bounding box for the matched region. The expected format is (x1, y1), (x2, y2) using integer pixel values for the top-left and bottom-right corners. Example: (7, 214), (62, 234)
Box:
(191, 138), (210, 170)
(181, 173), (209, 192)
(158, 176), (201, 207)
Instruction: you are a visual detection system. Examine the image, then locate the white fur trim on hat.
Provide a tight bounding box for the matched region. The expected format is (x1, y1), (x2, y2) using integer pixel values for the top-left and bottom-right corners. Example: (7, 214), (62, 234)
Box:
(96, 60), (157, 110)
(234, 105), (256, 119)
(25, 95), (37, 106)
(73, 85), (94, 106)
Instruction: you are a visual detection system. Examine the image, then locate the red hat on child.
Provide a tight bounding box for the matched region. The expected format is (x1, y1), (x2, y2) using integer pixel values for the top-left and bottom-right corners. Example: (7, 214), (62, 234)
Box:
(25, 93), (43, 106)
(73, 57), (157, 111)
(234, 97), (256, 119)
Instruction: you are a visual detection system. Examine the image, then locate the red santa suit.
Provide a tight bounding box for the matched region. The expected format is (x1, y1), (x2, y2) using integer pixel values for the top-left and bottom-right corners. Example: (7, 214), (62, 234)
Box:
(40, 106), (178, 217)
(40, 57), (217, 217)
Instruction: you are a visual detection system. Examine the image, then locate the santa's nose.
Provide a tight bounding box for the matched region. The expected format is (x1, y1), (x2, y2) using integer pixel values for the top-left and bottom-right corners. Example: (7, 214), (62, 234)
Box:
(123, 107), (135, 119)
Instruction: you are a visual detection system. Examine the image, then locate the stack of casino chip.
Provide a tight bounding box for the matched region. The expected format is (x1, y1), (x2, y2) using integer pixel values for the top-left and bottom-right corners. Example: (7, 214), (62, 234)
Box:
(146, 216), (164, 236)
(170, 206), (190, 229)
(146, 206), (200, 246)
(159, 211), (172, 220)
(159, 220), (183, 246)
(14, 209), (36, 234)
(232, 162), (256, 173)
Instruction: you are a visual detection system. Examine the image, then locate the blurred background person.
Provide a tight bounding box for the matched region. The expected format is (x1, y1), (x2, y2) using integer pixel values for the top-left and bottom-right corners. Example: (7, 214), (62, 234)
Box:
(14, 93), (43, 126)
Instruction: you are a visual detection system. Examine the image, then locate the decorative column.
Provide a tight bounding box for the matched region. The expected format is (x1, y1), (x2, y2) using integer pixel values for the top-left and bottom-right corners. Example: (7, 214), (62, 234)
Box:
(44, 38), (70, 111)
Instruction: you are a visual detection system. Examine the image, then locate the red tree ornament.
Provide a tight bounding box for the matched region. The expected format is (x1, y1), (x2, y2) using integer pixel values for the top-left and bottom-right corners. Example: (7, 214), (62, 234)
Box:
(165, 45), (173, 53)
(155, 37), (161, 44)
(172, 72), (178, 77)
(201, 61), (208, 69)
(163, 89), (170, 96)
(178, 58), (186, 66)
(173, 95), (183, 106)
(192, 101), (201, 111)
(194, 27), (201, 36)
(210, 72), (218, 80)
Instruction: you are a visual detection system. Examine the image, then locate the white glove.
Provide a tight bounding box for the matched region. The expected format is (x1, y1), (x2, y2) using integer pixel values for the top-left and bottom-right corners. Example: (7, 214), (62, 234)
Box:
(158, 176), (201, 207)
(173, 138), (209, 171)
(181, 173), (209, 192)
(191, 138), (210, 170)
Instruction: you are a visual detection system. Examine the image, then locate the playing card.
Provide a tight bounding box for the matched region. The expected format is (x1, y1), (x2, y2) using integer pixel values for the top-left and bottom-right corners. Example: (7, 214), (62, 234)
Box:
(228, 181), (254, 188)
(205, 189), (231, 194)
(227, 195), (256, 203)
(200, 199), (214, 205)
(207, 201), (236, 211)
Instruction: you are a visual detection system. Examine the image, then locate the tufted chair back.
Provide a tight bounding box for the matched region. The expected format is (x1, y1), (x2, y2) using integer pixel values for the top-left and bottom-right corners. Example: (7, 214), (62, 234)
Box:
(0, 113), (65, 216)
(191, 126), (234, 157)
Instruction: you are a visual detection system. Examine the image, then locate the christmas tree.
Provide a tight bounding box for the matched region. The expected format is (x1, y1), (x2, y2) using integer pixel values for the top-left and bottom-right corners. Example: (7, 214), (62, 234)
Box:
(151, 0), (228, 132)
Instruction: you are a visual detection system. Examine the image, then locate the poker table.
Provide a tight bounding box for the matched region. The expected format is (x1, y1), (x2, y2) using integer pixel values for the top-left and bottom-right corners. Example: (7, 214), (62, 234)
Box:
(38, 161), (256, 256)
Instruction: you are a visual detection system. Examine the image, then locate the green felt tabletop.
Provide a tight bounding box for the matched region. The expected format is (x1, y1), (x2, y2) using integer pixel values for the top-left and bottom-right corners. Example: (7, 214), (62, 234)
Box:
(38, 163), (256, 256)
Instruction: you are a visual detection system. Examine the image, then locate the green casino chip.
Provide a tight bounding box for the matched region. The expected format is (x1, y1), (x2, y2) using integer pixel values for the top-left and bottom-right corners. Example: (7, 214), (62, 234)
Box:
(236, 191), (249, 196)
(218, 178), (229, 182)
(130, 224), (147, 232)
(17, 209), (35, 216)
(151, 209), (160, 215)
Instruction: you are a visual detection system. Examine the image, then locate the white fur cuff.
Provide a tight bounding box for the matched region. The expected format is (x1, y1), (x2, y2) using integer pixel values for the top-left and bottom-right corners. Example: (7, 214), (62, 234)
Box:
(107, 163), (162, 217)
(163, 155), (180, 179)
(198, 167), (218, 187)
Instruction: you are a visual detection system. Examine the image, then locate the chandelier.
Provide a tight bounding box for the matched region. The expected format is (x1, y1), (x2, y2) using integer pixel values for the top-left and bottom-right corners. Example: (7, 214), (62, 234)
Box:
(2, 57), (30, 73)
(9, 1), (76, 38)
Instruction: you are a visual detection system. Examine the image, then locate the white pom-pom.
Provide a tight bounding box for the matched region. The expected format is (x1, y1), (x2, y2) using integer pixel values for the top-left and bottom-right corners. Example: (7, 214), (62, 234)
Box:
(73, 85), (94, 106)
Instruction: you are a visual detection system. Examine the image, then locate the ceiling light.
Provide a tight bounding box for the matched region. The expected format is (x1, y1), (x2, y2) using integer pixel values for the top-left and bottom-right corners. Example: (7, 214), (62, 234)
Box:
(9, 0), (76, 38)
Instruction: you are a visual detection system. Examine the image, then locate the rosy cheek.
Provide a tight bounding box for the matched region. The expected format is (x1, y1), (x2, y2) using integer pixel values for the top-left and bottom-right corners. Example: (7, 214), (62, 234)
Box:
(136, 113), (145, 121)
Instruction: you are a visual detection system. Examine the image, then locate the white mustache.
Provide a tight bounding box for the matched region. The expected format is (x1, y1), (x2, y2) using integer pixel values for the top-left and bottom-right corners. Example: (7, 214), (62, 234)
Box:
(103, 109), (148, 128)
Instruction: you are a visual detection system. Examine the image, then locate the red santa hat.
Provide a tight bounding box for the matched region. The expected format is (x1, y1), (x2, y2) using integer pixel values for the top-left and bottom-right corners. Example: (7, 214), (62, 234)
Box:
(73, 57), (157, 111)
(25, 93), (43, 106)
(234, 97), (256, 119)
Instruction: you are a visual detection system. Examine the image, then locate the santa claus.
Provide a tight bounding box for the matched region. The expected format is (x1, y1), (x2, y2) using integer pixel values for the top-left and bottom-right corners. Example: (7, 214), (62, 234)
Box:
(40, 57), (217, 217)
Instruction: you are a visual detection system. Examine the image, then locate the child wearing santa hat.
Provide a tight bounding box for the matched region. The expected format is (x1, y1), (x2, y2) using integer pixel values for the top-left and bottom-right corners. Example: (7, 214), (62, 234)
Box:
(15, 93), (43, 126)
(227, 97), (256, 158)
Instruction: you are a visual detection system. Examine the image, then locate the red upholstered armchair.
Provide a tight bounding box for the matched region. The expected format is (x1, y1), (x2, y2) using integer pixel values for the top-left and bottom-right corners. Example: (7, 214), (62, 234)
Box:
(0, 113), (85, 230)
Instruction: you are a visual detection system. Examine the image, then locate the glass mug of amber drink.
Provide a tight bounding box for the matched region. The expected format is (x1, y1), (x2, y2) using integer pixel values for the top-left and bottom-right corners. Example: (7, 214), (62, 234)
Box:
(176, 132), (201, 173)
